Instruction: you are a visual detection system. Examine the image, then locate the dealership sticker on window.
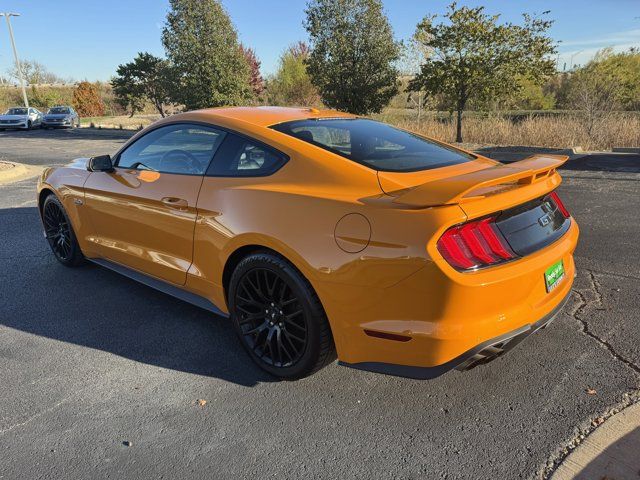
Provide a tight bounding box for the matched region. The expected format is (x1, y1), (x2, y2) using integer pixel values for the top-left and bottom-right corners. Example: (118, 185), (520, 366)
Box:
(545, 260), (565, 293)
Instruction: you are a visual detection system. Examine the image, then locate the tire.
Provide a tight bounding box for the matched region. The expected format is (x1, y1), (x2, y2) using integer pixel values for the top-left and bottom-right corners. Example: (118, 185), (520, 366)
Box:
(228, 252), (336, 379)
(42, 194), (84, 267)
(27, 120), (32, 130)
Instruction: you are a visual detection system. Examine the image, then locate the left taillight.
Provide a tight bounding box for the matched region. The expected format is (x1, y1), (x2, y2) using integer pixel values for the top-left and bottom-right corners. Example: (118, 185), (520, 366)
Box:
(436, 216), (517, 271)
(549, 191), (570, 218)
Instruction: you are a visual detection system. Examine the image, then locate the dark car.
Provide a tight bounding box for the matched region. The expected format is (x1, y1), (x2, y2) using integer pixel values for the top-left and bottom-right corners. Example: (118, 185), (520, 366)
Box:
(42, 106), (80, 129)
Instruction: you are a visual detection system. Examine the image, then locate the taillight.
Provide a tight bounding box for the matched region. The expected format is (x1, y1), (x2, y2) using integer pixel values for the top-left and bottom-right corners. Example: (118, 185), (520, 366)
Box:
(549, 191), (570, 218)
(437, 216), (516, 271)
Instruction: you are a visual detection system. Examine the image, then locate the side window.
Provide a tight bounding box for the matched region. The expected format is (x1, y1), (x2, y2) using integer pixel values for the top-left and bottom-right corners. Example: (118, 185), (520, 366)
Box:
(117, 124), (226, 175)
(207, 133), (287, 177)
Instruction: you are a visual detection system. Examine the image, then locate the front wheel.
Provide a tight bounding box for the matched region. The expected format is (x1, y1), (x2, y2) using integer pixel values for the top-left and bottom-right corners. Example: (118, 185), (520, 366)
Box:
(228, 252), (335, 379)
(27, 120), (32, 130)
(42, 194), (84, 266)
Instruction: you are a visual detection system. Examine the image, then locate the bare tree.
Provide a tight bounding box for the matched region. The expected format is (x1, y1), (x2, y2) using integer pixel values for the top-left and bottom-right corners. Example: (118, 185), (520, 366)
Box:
(567, 68), (620, 138)
(6, 59), (67, 85)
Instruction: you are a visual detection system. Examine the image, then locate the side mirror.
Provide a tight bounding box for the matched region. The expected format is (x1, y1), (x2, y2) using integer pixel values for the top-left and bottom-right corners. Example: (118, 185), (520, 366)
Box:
(88, 155), (114, 172)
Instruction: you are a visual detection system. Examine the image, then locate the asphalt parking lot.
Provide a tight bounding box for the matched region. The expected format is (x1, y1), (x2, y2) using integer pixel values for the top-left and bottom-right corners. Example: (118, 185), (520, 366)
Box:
(1, 128), (639, 479)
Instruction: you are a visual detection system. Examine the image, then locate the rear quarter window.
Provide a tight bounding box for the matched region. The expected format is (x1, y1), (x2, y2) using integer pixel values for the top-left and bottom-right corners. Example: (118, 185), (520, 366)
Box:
(206, 133), (288, 177)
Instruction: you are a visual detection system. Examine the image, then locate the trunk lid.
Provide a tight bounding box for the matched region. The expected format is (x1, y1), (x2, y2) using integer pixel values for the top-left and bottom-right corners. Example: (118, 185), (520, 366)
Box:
(382, 155), (567, 210)
(382, 154), (571, 262)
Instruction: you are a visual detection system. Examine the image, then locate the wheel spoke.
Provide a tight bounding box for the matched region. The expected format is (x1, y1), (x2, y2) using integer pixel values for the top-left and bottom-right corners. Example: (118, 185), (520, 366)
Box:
(284, 329), (305, 343)
(244, 320), (268, 336)
(236, 293), (262, 308)
(279, 332), (294, 363)
(282, 330), (301, 354)
(285, 309), (303, 320)
(247, 274), (267, 302)
(284, 317), (306, 333)
(239, 312), (266, 325)
(275, 328), (285, 366)
(281, 297), (298, 307)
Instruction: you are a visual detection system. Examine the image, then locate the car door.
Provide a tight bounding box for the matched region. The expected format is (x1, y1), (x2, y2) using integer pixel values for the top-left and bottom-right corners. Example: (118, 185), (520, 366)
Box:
(83, 123), (226, 285)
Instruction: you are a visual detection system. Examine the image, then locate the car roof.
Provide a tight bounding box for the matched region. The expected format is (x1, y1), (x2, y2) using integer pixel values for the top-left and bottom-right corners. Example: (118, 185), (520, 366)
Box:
(192, 106), (356, 128)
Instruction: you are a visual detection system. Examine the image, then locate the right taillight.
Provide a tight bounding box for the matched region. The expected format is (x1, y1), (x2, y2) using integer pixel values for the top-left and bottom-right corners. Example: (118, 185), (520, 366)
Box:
(437, 216), (517, 271)
(549, 191), (570, 218)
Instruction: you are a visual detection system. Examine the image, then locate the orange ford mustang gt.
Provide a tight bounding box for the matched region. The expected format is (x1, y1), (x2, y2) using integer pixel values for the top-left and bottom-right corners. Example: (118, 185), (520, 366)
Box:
(37, 107), (579, 379)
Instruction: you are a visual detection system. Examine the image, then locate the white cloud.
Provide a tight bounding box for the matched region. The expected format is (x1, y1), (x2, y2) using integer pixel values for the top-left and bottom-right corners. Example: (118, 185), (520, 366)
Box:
(559, 28), (640, 48)
(556, 43), (639, 70)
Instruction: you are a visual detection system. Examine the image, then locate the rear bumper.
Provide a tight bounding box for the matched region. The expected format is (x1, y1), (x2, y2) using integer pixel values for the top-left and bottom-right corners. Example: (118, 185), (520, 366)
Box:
(339, 289), (570, 379)
(318, 216), (578, 378)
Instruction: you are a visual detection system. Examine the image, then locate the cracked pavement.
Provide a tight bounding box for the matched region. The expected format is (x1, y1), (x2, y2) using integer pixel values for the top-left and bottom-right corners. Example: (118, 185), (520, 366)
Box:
(0, 129), (638, 479)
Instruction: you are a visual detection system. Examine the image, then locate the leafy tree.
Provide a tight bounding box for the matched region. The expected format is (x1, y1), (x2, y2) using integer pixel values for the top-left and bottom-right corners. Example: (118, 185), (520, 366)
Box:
(28, 86), (65, 110)
(111, 52), (174, 117)
(111, 75), (145, 117)
(162, 0), (252, 109)
(574, 48), (640, 111)
(267, 42), (320, 106)
(305, 0), (400, 114)
(498, 76), (556, 110)
(72, 81), (105, 116)
(409, 2), (557, 142)
(7, 59), (67, 85)
(241, 45), (264, 97)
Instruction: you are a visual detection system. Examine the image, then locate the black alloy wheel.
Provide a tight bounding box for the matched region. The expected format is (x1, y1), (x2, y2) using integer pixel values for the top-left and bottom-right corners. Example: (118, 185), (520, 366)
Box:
(42, 195), (84, 266)
(236, 267), (307, 367)
(229, 252), (335, 379)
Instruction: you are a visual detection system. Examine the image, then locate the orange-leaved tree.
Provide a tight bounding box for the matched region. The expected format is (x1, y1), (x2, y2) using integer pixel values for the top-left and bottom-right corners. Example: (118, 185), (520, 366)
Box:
(72, 81), (105, 117)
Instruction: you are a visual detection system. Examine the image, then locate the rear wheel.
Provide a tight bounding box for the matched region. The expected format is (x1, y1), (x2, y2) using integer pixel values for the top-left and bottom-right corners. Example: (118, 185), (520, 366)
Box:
(42, 195), (84, 266)
(228, 252), (335, 379)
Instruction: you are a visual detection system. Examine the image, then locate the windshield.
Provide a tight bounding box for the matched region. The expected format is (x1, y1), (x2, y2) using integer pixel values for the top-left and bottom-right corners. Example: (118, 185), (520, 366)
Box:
(48, 107), (70, 115)
(6, 108), (28, 115)
(271, 118), (474, 172)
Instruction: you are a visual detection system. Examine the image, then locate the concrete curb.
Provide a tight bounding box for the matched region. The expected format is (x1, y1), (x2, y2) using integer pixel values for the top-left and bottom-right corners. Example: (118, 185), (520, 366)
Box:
(613, 147), (640, 154)
(474, 146), (640, 164)
(551, 401), (640, 479)
(0, 161), (44, 185)
(475, 145), (588, 162)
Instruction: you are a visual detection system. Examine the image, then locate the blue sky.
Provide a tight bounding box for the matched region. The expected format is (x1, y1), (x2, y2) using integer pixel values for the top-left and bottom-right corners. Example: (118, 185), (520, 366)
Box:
(0, 0), (638, 81)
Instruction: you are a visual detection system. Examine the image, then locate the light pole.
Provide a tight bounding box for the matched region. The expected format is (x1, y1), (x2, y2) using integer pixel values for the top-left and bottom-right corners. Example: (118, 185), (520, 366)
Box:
(569, 50), (583, 71)
(1, 12), (28, 108)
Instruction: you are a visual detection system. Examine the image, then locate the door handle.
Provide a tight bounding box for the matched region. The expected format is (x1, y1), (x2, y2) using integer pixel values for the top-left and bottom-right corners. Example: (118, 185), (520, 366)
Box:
(161, 197), (189, 210)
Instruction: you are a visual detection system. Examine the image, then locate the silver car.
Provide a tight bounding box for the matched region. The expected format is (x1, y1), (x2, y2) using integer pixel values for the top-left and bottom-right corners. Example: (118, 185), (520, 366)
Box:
(42, 106), (80, 129)
(0, 107), (43, 130)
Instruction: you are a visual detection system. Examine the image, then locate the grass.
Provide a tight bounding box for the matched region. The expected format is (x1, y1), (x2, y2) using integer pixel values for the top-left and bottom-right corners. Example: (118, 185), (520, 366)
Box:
(376, 112), (640, 151)
(79, 110), (639, 150)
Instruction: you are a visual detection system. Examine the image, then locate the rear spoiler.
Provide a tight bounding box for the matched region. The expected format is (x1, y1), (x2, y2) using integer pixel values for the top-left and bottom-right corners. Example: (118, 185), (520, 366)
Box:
(392, 154), (568, 208)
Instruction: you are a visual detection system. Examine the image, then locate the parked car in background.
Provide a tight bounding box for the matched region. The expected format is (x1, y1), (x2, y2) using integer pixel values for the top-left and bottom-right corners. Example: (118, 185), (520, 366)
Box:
(42, 106), (80, 129)
(0, 107), (43, 130)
